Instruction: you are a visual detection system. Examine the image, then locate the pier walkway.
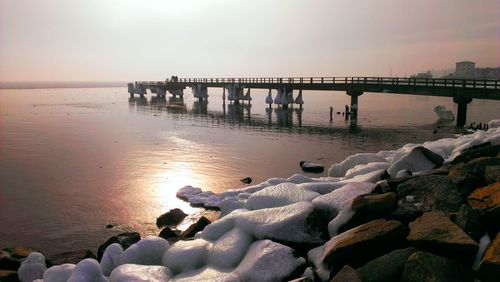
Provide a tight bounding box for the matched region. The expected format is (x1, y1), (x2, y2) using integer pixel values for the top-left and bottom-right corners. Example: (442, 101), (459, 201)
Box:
(128, 77), (500, 127)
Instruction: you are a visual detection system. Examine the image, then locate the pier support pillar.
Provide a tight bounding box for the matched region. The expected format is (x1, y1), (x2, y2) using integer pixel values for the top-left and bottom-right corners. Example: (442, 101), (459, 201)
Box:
(453, 96), (472, 127)
(347, 91), (363, 118)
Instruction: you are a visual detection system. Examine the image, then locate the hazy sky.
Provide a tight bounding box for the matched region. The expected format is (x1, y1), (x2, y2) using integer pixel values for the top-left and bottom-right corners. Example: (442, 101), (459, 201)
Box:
(1, 0), (499, 81)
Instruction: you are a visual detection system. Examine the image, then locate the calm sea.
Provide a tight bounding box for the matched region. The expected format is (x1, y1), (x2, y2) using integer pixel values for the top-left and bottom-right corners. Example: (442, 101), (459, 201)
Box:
(1, 86), (499, 256)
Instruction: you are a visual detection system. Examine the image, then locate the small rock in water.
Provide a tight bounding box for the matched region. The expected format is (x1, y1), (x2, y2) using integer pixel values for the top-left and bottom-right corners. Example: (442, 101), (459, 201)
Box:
(240, 177), (252, 184)
(105, 224), (114, 229)
(156, 208), (188, 228)
(300, 161), (325, 173)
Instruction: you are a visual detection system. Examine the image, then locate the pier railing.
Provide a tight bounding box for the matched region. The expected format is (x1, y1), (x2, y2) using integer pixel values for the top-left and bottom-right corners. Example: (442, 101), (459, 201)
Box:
(145, 77), (499, 90)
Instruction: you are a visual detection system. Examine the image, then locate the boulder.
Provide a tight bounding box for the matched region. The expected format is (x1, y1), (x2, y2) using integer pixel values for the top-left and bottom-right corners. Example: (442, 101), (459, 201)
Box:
(0, 252), (20, 271)
(156, 208), (188, 228)
(0, 270), (17, 282)
(97, 232), (141, 261)
(342, 192), (398, 232)
(330, 265), (361, 282)
(451, 157), (500, 196)
(479, 233), (500, 282)
(484, 165), (500, 184)
(396, 175), (462, 214)
(322, 219), (408, 274)
(450, 143), (500, 165)
(180, 216), (211, 239)
(452, 204), (485, 241)
(301, 161), (325, 173)
(387, 146), (444, 177)
(109, 264), (172, 282)
(18, 252), (46, 282)
(407, 210), (478, 265)
(233, 240), (306, 282)
(401, 251), (474, 282)
(356, 247), (416, 282)
(468, 182), (500, 236)
(3, 246), (38, 259)
(158, 227), (179, 241)
(389, 202), (424, 224)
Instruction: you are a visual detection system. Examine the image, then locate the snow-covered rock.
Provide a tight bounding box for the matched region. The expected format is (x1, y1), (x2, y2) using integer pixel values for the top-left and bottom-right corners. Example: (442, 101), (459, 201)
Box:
(100, 243), (124, 276)
(109, 264), (172, 282)
(344, 162), (390, 179)
(67, 259), (106, 282)
(312, 182), (377, 237)
(119, 236), (169, 266)
(328, 153), (386, 177)
(207, 228), (253, 269)
(233, 240), (306, 282)
(387, 147), (443, 177)
(43, 264), (75, 282)
(245, 183), (320, 210)
(162, 239), (211, 275)
(18, 252), (47, 282)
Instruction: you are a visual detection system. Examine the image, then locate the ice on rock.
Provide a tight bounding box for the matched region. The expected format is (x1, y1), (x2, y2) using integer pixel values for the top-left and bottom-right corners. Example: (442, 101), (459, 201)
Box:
(119, 236), (170, 266)
(312, 182), (376, 237)
(109, 264), (172, 282)
(100, 243), (124, 276)
(307, 245), (330, 281)
(344, 162), (390, 179)
(245, 183), (320, 210)
(488, 119), (500, 129)
(299, 181), (345, 194)
(18, 252), (47, 282)
(233, 240), (306, 282)
(67, 259), (107, 282)
(43, 264), (76, 282)
(340, 168), (388, 183)
(473, 234), (491, 270)
(207, 228), (254, 269)
(202, 209), (249, 241)
(449, 131), (490, 160)
(484, 127), (500, 145)
(328, 153), (386, 177)
(176, 185), (202, 200)
(238, 202), (326, 244)
(220, 196), (246, 217)
(387, 147), (443, 177)
(173, 267), (238, 282)
(287, 174), (316, 184)
(396, 169), (412, 178)
(163, 239), (211, 274)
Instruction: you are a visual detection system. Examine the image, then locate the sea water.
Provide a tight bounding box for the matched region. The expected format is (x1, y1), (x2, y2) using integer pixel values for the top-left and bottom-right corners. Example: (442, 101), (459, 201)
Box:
(0, 86), (498, 256)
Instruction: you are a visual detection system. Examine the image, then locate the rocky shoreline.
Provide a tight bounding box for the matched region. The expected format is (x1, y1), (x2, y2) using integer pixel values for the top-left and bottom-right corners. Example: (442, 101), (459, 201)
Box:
(1, 122), (499, 282)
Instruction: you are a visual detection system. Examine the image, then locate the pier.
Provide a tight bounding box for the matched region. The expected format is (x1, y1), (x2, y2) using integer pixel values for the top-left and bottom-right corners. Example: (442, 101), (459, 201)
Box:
(128, 77), (500, 127)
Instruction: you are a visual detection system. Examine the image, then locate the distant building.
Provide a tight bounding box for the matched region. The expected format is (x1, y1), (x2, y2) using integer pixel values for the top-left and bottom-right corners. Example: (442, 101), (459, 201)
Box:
(410, 71), (432, 78)
(455, 61), (476, 77)
(450, 61), (500, 79)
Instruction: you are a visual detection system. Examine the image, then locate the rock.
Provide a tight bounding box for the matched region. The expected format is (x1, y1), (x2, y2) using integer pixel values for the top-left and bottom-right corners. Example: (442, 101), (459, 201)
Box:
(0, 270), (18, 282)
(389, 202), (424, 224)
(451, 157), (500, 196)
(396, 175), (462, 214)
(330, 265), (361, 282)
(106, 224), (114, 229)
(356, 247), (416, 282)
(47, 249), (96, 266)
(451, 143), (500, 165)
(468, 182), (500, 236)
(18, 252), (46, 282)
(156, 208), (188, 228)
(180, 216), (211, 239)
(321, 219), (408, 274)
(401, 251), (474, 282)
(0, 252), (20, 271)
(479, 233), (500, 282)
(158, 227), (179, 241)
(453, 204), (485, 241)
(240, 177), (252, 184)
(301, 161), (325, 173)
(97, 232), (141, 261)
(109, 264), (172, 282)
(407, 210), (478, 265)
(343, 192), (398, 232)
(387, 146), (444, 177)
(484, 165), (500, 184)
(3, 246), (37, 259)
(233, 240), (306, 282)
